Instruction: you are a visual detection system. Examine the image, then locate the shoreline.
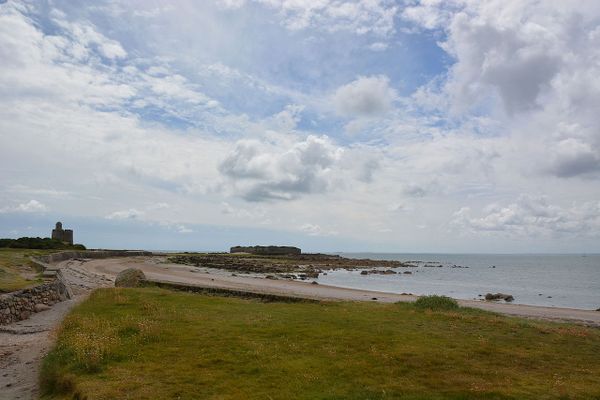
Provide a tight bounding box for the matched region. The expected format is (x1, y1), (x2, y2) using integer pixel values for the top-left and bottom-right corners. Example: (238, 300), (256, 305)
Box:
(70, 256), (600, 327)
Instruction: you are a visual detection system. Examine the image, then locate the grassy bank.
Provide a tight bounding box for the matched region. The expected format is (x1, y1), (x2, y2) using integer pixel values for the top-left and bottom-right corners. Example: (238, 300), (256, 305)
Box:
(41, 288), (600, 400)
(0, 248), (53, 292)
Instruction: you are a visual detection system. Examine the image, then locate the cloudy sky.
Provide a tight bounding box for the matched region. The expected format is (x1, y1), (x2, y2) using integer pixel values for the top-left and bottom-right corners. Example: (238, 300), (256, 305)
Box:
(1, 0), (599, 252)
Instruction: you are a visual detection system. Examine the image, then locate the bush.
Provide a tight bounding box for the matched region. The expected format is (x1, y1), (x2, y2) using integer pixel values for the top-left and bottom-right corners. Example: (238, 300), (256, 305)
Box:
(414, 295), (459, 311)
(0, 237), (86, 250)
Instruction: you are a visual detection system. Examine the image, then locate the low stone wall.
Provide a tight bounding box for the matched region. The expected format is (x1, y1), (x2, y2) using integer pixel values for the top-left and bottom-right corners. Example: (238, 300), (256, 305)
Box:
(37, 250), (153, 264)
(0, 279), (71, 325)
(144, 280), (318, 303)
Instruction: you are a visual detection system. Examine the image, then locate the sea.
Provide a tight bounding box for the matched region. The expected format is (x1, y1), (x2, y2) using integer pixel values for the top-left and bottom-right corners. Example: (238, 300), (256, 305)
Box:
(317, 253), (600, 310)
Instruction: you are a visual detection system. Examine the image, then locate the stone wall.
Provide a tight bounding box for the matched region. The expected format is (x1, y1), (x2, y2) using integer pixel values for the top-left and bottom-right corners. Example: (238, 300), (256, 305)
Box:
(230, 246), (301, 255)
(37, 250), (153, 264)
(0, 279), (71, 325)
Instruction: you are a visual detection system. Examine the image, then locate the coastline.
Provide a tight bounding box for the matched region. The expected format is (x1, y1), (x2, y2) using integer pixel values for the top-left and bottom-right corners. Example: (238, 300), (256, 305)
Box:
(72, 256), (600, 327)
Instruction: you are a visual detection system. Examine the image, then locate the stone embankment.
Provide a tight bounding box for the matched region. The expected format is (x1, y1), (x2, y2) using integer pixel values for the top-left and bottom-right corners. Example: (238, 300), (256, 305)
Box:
(1, 250), (150, 325)
(36, 250), (152, 264)
(0, 276), (71, 325)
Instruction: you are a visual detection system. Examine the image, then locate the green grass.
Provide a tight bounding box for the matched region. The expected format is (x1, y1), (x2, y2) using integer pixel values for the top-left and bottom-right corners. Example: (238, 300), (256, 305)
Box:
(41, 288), (600, 400)
(414, 295), (459, 311)
(0, 248), (53, 292)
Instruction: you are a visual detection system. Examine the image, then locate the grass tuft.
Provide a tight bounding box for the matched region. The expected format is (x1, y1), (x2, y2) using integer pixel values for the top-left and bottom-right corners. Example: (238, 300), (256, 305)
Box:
(414, 295), (460, 311)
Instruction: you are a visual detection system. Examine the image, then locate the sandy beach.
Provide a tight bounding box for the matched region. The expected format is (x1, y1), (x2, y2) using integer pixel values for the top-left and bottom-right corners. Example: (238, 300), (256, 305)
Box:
(74, 256), (600, 327)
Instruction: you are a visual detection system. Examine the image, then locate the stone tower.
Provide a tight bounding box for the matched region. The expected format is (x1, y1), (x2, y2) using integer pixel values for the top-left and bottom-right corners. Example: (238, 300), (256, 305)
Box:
(51, 221), (73, 245)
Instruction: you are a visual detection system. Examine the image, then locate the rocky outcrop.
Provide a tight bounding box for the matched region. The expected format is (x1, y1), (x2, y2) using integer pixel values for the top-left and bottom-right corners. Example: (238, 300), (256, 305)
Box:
(485, 293), (514, 302)
(115, 268), (146, 288)
(360, 269), (397, 276)
(230, 245), (301, 255)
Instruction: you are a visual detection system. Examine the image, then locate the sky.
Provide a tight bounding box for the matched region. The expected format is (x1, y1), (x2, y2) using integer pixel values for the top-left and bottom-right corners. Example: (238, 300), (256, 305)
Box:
(1, 0), (600, 253)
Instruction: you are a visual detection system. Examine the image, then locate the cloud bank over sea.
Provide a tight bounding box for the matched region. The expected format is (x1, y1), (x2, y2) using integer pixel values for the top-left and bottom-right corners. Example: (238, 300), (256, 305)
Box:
(1, 0), (599, 252)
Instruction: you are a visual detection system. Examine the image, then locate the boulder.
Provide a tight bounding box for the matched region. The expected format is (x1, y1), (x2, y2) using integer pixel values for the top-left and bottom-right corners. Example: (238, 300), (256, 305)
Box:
(485, 293), (514, 302)
(114, 268), (146, 288)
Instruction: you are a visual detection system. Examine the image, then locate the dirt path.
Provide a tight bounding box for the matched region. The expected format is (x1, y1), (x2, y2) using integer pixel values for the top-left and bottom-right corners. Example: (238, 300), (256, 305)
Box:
(82, 256), (600, 327)
(0, 261), (113, 400)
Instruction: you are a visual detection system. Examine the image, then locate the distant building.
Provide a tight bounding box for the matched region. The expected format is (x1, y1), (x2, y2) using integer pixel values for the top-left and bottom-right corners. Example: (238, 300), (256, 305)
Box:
(51, 221), (73, 245)
(230, 245), (301, 255)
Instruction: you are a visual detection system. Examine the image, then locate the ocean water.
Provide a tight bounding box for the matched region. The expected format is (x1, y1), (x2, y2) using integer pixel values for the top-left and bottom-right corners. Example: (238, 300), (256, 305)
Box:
(317, 253), (600, 310)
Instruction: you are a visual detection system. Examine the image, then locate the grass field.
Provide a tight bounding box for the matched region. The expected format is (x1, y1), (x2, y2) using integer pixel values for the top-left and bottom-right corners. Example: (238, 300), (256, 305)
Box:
(0, 248), (51, 292)
(41, 288), (600, 400)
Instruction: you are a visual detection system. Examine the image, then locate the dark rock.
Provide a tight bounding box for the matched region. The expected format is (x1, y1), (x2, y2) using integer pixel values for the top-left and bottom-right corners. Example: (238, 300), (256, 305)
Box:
(485, 293), (514, 302)
(311, 281), (318, 285)
(371, 297), (378, 300)
(115, 268), (146, 288)
(360, 270), (368, 275)
(403, 271), (412, 275)
(265, 275), (278, 280)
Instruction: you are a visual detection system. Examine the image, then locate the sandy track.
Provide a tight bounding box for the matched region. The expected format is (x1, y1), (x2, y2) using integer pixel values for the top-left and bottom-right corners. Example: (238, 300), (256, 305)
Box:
(81, 256), (600, 327)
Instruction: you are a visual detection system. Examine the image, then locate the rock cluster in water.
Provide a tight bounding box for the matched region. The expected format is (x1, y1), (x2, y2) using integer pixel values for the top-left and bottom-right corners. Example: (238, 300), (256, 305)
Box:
(485, 293), (514, 302)
(360, 269), (397, 275)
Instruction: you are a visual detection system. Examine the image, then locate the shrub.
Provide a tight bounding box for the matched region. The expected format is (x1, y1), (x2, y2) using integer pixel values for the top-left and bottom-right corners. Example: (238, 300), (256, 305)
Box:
(414, 295), (459, 311)
(0, 237), (86, 250)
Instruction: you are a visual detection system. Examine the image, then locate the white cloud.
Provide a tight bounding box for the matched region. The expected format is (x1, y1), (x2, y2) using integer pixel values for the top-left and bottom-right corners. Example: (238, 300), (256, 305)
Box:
(147, 202), (171, 210)
(176, 225), (193, 234)
(52, 14), (127, 60)
(16, 200), (47, 212)
(452, 195), (600, 237)
(219, 134), (343, 201)
(299, 223), (337, 237)
(7, 185), (70, 198)
(1, 200), (48, 213)
(2, 0), (600, 252)
(333, 75), (397, 117)
(106, 209), (144, 220)
(403, 0), (600, 180)
(368, 42), (388, 51)
(228, 0), (398, 37)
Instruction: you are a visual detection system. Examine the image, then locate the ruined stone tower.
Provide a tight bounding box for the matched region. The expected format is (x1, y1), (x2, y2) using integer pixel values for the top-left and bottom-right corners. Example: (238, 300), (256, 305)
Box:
(51, 221), (73, 245)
